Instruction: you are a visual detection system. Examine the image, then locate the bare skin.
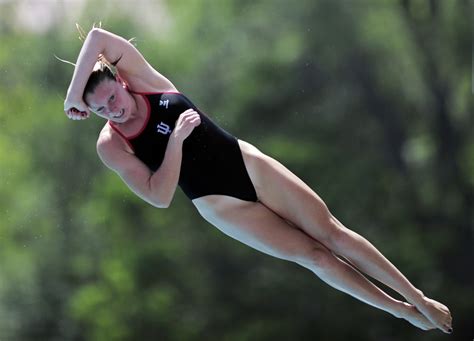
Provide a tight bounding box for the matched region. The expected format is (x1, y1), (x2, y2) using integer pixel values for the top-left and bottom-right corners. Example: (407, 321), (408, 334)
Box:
(192, 141), (452, 333)
(64, 27), (452, 334)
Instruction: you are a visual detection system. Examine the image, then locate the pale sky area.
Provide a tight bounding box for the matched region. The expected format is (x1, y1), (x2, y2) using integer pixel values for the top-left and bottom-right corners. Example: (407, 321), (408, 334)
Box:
(5, 0), (172, 36)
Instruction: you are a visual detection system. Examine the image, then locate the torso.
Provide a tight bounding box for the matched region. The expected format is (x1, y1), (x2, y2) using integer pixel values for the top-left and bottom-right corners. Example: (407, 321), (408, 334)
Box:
(101, 89), (257, 205)
(99, 79), (177, 154)
(191, 139), (264, 215)
(96, 71), (265, 216)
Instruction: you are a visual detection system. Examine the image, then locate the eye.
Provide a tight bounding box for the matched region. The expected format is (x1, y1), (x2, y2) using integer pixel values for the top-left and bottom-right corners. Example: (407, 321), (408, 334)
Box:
(97, 107), (104, 113)
(109, 95), (115, 102)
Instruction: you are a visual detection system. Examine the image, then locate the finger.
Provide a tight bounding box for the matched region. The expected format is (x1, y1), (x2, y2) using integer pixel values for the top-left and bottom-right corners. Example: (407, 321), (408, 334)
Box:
(71, 110), (79, 120)
(181, 109), (197, 117)
(71, 112), (84, 120)
(71, 108), (88, 120)
(69, 108), (77, 117)
(190, 117), (201, 125)
(179, 110), (191, 117)
(183, 115), (198, 123)
(186, 112), (199, 119)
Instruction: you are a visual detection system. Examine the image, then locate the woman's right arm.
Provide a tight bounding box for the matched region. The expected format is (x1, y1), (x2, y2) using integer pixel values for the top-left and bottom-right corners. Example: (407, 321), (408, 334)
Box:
(64, 29), (103, 119)
(66, 29), (102, 104)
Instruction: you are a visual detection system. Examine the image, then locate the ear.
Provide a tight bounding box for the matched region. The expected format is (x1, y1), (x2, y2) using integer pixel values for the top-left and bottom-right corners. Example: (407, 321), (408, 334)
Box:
(116, 75), (129, 90)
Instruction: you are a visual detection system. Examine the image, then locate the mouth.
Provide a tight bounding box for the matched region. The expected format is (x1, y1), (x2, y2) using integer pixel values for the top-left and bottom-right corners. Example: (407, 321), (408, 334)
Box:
(113, 109), (125, 119)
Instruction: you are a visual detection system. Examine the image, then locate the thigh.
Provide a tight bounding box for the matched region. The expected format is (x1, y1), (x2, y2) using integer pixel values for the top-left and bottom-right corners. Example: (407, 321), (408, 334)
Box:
(244, 149), (338, 246)
(196, 196), (327, 264)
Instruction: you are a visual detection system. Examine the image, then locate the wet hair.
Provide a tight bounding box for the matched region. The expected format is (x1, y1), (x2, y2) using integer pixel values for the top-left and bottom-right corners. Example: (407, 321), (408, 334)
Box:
(83, 55), (122, 102)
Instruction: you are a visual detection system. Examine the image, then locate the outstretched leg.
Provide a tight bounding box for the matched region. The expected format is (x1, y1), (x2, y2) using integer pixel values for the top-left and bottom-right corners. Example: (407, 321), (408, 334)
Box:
(193, 197), (435, 331)
(241, 145), (453, 333)
(315, 214), (453, 334)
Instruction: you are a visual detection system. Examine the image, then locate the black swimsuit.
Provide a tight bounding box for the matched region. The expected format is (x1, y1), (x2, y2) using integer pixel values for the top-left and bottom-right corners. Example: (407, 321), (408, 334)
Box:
(108, 91), (258, 202)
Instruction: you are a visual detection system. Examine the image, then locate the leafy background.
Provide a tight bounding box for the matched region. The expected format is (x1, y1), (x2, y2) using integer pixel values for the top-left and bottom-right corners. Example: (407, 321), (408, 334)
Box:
(0, 0), (472, 340)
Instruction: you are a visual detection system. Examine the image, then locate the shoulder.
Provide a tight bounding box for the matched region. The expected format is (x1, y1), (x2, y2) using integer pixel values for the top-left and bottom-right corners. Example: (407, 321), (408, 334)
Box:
(96, 124), (129, 171)
(97, 122), (117, 146)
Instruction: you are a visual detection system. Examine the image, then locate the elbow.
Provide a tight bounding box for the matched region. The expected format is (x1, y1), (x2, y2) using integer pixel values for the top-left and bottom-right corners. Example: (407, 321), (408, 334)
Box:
(141, 193), (170, 209)
(153, 191), (175, 208)
(88, 27), (104, 39)
(146, 176), (173, 209)
(155, 193), (173, 208)
(87, 28), (106, 50)
(154, 200), (170, 209)
(149, 188), (172, 209)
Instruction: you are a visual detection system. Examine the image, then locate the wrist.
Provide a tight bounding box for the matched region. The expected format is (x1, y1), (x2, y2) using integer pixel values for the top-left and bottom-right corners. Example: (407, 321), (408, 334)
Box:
(66, 89), (82, 103)
(169, 135), (184, 148)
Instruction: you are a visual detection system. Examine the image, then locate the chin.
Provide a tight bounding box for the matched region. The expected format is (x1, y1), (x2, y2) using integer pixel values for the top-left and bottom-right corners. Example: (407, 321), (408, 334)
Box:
(120, 115), (130, 124)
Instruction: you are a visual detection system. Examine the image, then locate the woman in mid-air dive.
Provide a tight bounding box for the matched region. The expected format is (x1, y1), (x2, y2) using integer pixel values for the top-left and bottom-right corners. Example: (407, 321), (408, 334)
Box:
(63, 27), (452, 334)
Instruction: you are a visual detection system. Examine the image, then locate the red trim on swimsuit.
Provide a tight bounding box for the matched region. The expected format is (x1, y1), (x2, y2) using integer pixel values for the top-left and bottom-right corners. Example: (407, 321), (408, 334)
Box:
(107, 91), (154, 147)
(108, 121), (135, 152)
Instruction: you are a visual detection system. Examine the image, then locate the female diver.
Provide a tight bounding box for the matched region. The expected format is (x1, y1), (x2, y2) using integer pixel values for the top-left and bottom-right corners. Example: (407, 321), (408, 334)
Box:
(63, 27), (452, 334)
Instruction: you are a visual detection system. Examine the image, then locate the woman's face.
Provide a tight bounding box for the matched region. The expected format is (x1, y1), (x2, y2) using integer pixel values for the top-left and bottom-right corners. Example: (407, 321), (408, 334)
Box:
(85, 78), (132, 123)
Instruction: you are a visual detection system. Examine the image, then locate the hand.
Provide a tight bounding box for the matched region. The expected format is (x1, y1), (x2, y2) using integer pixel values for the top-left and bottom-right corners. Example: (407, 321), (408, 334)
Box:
(172, 109), (201, 143)
(64, 97), (91, 121)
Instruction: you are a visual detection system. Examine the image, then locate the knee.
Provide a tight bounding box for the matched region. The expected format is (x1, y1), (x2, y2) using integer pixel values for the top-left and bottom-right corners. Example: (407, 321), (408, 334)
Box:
(321, 215), (353, 251)
(298, 244), (333, 270)
(310, 202), (347, 246)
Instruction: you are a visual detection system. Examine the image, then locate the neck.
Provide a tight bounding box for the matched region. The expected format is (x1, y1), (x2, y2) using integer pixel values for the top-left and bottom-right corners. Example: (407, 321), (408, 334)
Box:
(130, 91), (139, 118)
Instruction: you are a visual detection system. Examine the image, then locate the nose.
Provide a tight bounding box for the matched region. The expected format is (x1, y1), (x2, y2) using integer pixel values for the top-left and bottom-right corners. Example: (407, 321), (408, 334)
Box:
(106, 105), (120, 118)
(109, 103), (118, 113)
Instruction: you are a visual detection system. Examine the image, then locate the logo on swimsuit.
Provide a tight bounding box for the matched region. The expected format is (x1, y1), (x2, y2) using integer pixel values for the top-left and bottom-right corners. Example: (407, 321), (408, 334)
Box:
(159, 99), (169, 109)
(157, 122), (172, 135)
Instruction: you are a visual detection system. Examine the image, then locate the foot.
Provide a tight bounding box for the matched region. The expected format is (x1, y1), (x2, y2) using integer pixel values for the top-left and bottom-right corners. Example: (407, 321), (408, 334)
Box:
(413, 296), (453, 334)
(398, 302), (436, 331)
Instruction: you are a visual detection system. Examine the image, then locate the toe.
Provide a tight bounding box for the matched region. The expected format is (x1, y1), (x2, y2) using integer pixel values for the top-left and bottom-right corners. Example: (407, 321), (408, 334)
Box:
(440, 324), (452, 334)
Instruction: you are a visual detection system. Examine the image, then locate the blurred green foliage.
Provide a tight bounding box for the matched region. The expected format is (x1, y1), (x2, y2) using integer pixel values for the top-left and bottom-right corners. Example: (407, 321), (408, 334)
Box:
(0, 0), (472, 340)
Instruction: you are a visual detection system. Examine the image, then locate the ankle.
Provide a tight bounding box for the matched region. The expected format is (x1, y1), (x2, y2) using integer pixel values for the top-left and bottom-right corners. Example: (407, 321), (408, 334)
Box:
(406, 289), (425, 305)
(391, 301), (412, 319)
